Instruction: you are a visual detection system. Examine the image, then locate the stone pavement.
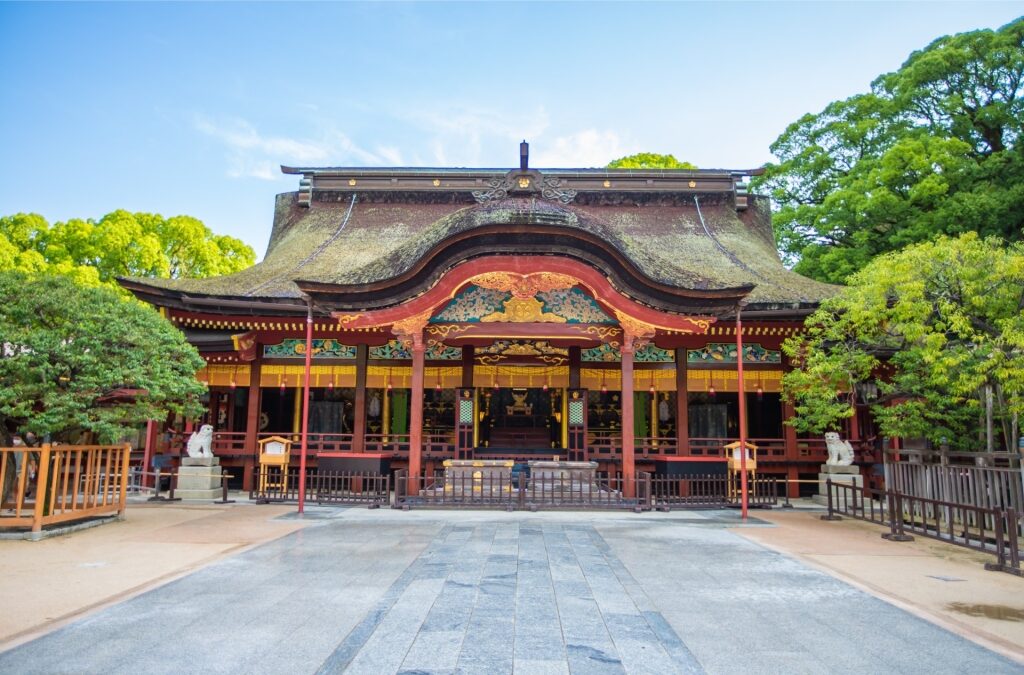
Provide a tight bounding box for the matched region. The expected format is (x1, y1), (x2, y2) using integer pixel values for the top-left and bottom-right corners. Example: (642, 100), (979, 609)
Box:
(0, 504), (1022, 674)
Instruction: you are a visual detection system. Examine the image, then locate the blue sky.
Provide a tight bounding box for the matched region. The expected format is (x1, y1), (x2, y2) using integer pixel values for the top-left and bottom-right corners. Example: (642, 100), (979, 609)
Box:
(1, 2), (1022, 257)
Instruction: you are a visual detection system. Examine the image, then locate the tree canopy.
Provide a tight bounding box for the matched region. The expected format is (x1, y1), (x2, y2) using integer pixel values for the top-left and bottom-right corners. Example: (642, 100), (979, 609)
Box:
(0, 210), (255, 292)
(754, 18), (1024, 283)
(782, 234), (1024, 451)
(0, 271), (206, 444)
(607, 153), (697, 170)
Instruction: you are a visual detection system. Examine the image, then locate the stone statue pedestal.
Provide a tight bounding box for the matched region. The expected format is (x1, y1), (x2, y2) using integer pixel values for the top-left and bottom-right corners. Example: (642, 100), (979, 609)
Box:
(812, 464), (862, 506)
(175, 456), (224, 500)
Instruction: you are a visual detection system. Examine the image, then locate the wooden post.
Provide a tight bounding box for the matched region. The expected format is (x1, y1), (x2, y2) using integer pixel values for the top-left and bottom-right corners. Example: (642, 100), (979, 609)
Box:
(735, 307), (749, 520)
(353, 344), (368, 452)
(142, 420), (158, 488)
(31, 444), (52, 535)
(461, 346), (475, 388)
(243, 359), (262, 492)
(675, 349), (689, 454)
(568, 346), (581, 389)
(297, 304), (313, 514)
(621, 335), (636, 498)
(118, 443), (131, 518)
(409, 335), (426, 483)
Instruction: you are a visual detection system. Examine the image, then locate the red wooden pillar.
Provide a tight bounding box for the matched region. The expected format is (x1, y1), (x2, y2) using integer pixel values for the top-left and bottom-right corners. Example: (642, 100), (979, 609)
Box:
(735, 307), (749, 519)
(143, 419), (158, 488)
(243, 359), (262, 492)
(352, 344), (368, 452)
(675, 348), (689, 454)
(409, 334), (426, 483)
(621, 335), (636, 498)
(297, 304), (313, 514)
(787, 464), (800, 498)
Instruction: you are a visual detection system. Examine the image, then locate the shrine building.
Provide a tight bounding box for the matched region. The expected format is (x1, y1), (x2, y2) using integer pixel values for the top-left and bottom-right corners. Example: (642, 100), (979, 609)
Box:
(121, 146), (840, 495)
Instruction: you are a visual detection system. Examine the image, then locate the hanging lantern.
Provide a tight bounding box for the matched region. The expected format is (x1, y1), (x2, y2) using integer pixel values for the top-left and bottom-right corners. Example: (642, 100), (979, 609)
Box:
(327, 376), (334, 391)
(756, 386), (764, 401)
(435, 380), (442, 391)
(649, 383), (656, 394)
(542, 382), (548, 392)
(708, 385), (716, 399)
(230, 380), (237, 390)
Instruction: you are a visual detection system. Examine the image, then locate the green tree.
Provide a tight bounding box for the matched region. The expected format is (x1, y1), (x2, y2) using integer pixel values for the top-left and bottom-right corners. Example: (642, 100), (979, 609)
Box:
(0, 210), (255, 290)
(607, 152), (697, 169)
(0, 272), (206, 444)
(755, 18), (1024, 282)
(782, 234), (1024, 451)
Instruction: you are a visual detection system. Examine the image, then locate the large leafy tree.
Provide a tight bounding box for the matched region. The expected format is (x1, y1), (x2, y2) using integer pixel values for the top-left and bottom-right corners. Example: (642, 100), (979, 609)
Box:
(0, 272), (206, 444)
(0, 210), (255, 291)
(755, 18), (1024, 283)
(782, 234), (1024, 451)
(607, 152), (697, 169)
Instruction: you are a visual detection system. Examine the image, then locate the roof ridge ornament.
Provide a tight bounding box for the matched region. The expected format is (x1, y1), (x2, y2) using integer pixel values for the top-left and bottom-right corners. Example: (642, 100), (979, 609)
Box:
(472, 170), (577, 205)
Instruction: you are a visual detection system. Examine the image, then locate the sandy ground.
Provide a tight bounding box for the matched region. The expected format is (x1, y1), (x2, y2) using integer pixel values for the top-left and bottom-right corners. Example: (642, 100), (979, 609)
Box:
(0, 502), (303, 649)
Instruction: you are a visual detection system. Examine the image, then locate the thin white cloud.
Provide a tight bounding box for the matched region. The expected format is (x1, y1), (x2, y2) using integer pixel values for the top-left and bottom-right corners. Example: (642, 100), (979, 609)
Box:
(399, 105), (550, 167)
(194, 116), (389, 180)
(531, 129), (628, 168)
(376, 145), (405, 166)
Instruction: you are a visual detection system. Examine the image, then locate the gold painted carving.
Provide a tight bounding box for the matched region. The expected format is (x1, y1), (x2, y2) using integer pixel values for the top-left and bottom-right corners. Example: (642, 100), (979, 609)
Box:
(391, 310), (433, 349)
(584, 325), (622, 341)
(469, 272), (578, 298)
(518, 177), (530, 188)
(426, 324), (471, 340)
(481, 297), (567, 323)
(336, 313), (363, 327)
(613, 310), (657, 340)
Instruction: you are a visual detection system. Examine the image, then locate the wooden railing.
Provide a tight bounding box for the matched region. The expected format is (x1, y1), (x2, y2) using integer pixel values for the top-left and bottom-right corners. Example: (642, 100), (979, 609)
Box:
(1, 444), (131, 538)
(825, 480), (1022, 576)
(171, 430), (830, 465)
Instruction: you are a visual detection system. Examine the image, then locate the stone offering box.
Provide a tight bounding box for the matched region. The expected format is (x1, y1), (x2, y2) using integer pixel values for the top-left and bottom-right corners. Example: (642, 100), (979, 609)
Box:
(527, 460), (602, 493)
(438, 459), (514, 496)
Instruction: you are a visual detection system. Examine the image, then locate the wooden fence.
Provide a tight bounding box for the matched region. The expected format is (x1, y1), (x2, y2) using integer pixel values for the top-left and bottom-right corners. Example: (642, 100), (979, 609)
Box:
(885, 452), (1024, 537)
(825, 480), (1021, 576)
(0, 444), (131, 538)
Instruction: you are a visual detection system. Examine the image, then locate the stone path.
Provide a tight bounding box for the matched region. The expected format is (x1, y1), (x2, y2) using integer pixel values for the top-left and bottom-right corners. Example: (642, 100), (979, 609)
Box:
(0, 509), (1019, 674)
(320, 523), (700, 674)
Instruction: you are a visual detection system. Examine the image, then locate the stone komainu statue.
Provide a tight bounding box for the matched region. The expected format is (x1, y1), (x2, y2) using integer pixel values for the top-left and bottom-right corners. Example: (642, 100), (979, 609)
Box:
(824, 432), (855, 466)
(186, 424), (214, 458)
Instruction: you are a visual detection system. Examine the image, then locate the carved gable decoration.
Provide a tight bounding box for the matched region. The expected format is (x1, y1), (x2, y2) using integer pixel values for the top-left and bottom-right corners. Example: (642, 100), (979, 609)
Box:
(537, 288), (614, 324)
(263, 339), (356, 359)
(687, 342), (781, 364)
(430, 275), (613, 325)
(431, 285), (510, 323)
(471, 171), (577, 204)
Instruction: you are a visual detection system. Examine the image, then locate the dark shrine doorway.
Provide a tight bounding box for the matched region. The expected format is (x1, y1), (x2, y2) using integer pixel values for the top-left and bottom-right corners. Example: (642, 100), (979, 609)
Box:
(480, 387), (562, 450)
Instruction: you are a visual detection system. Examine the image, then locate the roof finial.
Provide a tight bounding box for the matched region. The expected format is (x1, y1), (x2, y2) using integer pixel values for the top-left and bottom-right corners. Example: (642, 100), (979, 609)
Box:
(520, 140), (529, 171)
